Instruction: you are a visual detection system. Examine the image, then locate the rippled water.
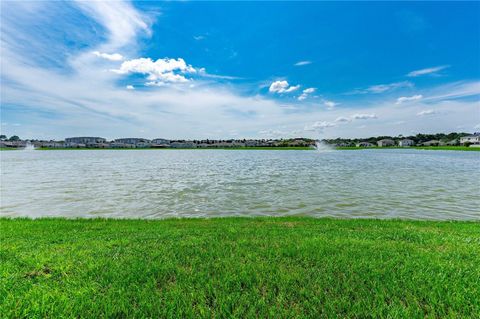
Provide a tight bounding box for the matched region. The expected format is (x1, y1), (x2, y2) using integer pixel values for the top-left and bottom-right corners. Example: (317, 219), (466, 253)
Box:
(1, 149), (479, 220)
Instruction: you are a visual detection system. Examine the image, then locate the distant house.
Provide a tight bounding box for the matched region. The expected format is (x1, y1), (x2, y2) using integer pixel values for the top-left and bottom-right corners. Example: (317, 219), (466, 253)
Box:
(245, 140), (259, 147)
(65, 137), (106, 147)
(151, 138), (170, 145)
(398, 139), (415, 147)
(377, 139), (395, 147)
(110, 142), (134, 148)
(460, 133), (480, 145)
(422, 140), (440, 146)
(170, 141), (196, 148)
(114, 138), (151, 148)
(446, 139), (459, 146)
(356, 142), (375, 147)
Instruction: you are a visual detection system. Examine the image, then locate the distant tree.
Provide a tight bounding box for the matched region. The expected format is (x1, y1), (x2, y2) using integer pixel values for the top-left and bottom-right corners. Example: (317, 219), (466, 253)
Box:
(0, 134), (6, 140)
(8, 135), (20, 141)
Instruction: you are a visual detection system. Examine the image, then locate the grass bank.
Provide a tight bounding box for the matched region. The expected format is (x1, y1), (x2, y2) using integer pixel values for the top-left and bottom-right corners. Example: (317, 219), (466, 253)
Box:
(1, 217), (479, 318)
(35, 146), (313, 151)
(335, 146), (480, 151)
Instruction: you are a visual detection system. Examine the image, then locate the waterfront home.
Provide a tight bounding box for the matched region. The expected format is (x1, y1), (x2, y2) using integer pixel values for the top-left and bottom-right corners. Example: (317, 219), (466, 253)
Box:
(446, 139), (459, 146)
(377, 139), (395, 147)
(151, 138), (170, 146)
(170, 141), (196, 148)
(398, 139), (415, 147)
(65, 136), (106, 147)
(356, 142), (375, 147)
(0, 141), (25, 148)
(422, 140), (440, 146)
(245, 140), (259, 147)
(110, 142), (134, 148)
(40, 141), (64, 148)
(460, 133), (480, 145)
(114, 138), (151, 148)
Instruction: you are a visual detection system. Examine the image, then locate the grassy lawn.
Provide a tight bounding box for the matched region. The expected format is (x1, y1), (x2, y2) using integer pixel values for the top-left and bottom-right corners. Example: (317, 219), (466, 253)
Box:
(1, 217), (479, 318)
(35, 146), (313, 151)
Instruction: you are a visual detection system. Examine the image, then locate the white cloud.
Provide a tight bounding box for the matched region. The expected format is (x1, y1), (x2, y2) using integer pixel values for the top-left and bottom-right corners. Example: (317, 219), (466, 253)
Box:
(298, 87), (316, 100)
(294, 61), (312, 66)
(423, 81), (480, 102)
(407, 65), (449, 77)
(93, 51), (124, 61)
(323, 100), (339, 109)
(193, 35), (205, 41)
(396, 94), (423, 105)
(335, 117), (350, 123)
(303, 88), (316, 94)
(126, 85), (134, 90)
(74, 1), (151, 50)
(269, 81), (300, 94)
(351, 113), (378, 120)
(113, 57), (196, 83)
(353, 81), (414, 94)
(304, 121), (336, 131)
(417, 109), (437, 116)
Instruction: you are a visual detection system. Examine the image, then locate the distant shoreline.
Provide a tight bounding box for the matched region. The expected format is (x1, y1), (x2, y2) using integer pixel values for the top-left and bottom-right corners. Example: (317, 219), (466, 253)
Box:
(1, 146), (479, 151)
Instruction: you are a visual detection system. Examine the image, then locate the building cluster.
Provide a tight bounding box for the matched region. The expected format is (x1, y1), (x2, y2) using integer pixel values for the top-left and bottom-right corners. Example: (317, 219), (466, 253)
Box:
(0, 136), (315, 149)
(353, 133), (480, 148)
(2, 133), (479, 149)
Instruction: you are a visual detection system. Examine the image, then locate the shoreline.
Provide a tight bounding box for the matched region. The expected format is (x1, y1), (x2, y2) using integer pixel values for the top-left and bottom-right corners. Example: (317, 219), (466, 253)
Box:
(2, 146), (479, 151)
(2, 217), (479, 317)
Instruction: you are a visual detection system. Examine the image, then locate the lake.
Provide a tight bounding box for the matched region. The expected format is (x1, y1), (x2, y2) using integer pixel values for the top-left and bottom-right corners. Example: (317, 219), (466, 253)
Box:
(1, 149), (479, 220)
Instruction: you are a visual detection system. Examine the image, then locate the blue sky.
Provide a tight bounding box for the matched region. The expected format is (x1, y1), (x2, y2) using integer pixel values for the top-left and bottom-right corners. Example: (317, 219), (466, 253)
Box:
(1, 1), (479, 140)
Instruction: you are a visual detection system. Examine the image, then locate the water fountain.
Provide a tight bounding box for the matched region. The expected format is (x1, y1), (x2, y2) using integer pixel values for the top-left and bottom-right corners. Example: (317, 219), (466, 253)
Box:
(315, 139), (333, 152)
(23, 141), (36, 151)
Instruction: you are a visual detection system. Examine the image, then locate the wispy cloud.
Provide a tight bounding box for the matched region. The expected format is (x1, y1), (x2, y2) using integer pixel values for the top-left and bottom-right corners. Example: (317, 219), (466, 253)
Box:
(351, 81), (414, 94)
(298, 87), (316, 100)
(396, 94), (423, 105)
(322, 99), (339, 109)
(407, 65), (449, 77)
(417, 109), (437, 116)
(304, 121), (336, 132)
(351, 113), (378, 120)
(335, 117), (350, 123)
(92, 51), (124, 61)
(294, 61), (312, 66)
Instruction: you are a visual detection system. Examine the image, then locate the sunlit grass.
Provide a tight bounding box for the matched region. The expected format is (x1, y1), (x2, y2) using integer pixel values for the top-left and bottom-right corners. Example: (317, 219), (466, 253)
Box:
(1, 217), (479, 318)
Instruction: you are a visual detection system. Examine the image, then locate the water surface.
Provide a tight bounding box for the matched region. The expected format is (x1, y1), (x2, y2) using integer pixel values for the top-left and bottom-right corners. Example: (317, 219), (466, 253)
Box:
(1, 149), (479, 220)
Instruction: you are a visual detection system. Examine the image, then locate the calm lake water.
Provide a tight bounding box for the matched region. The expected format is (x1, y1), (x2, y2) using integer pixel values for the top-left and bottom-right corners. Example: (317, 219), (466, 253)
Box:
(1, 149), (479, 220)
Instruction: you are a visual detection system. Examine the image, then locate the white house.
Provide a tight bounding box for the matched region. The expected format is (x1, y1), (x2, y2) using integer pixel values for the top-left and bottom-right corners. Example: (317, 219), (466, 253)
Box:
(377, 139), (395, 147)
(399, 139), (415, 147)
(460, 133), (480, 145)
(65, 136), (106, 147)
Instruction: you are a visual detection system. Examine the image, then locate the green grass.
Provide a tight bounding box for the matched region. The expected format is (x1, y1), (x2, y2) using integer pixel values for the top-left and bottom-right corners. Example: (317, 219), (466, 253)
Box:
(36, 146), (314, 151)
(1, 217), (479, 318)
(336, 146), (479, 151)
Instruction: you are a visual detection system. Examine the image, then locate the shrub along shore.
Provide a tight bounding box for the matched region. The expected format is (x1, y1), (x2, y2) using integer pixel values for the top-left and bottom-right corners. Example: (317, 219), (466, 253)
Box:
(1, 217), (479, 318)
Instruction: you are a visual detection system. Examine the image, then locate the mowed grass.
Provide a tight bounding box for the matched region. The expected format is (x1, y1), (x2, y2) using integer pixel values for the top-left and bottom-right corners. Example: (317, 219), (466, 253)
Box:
(36, 146), (313, 151)
(335, 146), (480, 151)
(1, 217), (479, 318)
